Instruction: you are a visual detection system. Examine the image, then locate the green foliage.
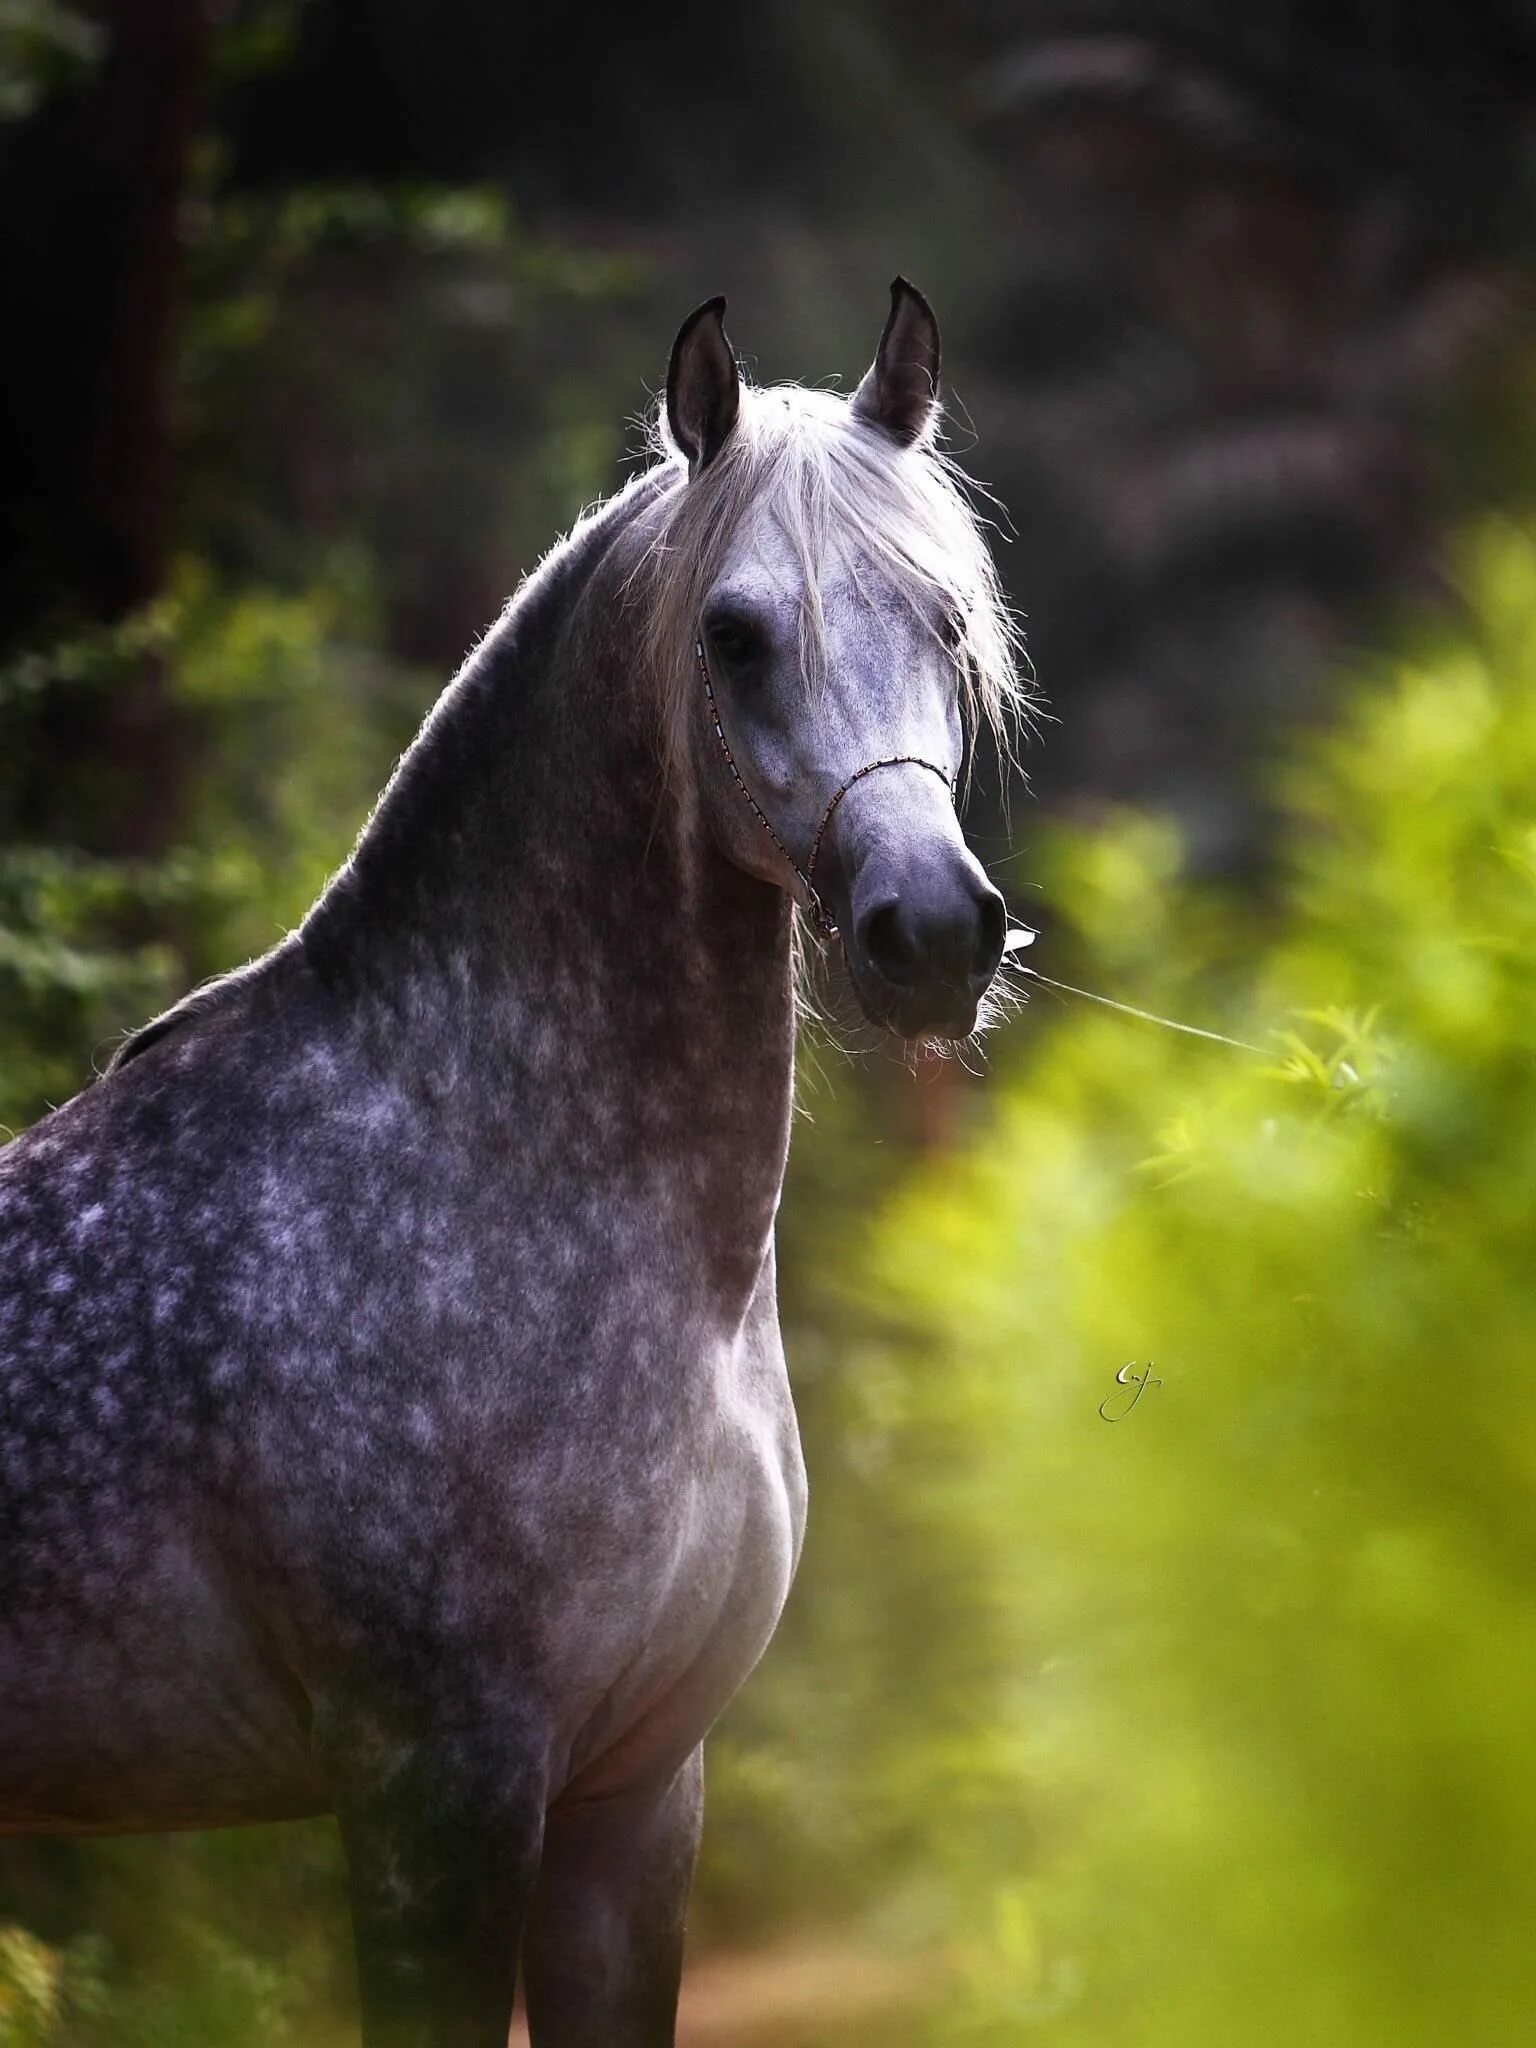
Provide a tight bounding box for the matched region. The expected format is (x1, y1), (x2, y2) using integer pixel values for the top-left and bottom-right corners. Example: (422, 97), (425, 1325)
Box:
(0, 566), (408, 1132)
(171, 172), (649, 633)
(0, 0), (101, 124)
(0, 1925), (106, 2048)
(707, 520), (1536, 2041)
(0, 1925), (62, 2048)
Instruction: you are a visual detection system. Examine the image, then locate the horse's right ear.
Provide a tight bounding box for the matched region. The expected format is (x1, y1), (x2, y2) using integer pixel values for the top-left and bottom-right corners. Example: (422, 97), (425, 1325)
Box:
(666, 296), (740, 476)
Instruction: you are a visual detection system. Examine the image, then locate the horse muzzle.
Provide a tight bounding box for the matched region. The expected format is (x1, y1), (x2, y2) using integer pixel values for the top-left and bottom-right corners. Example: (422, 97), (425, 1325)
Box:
(840, 836), (1006, 1040)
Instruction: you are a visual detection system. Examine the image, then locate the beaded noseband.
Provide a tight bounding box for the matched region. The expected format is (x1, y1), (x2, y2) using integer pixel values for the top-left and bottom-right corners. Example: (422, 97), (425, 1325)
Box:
(696, 638), (953, 940)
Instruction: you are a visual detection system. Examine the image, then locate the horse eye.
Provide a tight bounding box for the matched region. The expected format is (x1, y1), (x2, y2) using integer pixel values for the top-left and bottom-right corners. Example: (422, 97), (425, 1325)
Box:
(939, 608), (966, 654)
(707, 617), (764, 672)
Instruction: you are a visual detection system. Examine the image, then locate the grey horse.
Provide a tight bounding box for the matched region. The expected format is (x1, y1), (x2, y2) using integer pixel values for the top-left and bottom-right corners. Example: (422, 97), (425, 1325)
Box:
(0, 281), (1022, 2046)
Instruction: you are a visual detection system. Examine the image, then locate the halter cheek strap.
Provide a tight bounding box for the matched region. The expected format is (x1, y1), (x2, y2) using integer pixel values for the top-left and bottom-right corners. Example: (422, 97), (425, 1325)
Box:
(695, 639), (953, 941)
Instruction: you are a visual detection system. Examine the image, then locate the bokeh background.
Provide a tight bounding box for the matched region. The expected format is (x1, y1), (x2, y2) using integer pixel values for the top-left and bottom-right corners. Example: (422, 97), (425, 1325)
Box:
(4, 3), (1536, 2042)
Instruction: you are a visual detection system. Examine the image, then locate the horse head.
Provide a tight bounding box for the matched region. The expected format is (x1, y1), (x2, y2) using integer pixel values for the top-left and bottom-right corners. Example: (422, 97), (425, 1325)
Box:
(649, 279), (1024, 1042)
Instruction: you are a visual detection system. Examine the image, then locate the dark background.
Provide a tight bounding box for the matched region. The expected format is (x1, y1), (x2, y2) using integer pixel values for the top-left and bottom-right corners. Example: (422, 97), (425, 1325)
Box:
(8, 2), (1536, 886)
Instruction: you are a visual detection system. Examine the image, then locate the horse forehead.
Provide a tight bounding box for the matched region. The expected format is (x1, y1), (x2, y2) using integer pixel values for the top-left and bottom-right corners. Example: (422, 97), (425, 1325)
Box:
(715, 538), (921, 644)
(822, 577), (922, 654)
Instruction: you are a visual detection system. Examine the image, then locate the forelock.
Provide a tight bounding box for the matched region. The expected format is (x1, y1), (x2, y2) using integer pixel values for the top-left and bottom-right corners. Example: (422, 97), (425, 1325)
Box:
(627, 378), (1031, 780)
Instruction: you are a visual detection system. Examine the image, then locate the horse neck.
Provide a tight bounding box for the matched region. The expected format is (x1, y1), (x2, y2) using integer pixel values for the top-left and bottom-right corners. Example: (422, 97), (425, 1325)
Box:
(301, 475), (798, 1307)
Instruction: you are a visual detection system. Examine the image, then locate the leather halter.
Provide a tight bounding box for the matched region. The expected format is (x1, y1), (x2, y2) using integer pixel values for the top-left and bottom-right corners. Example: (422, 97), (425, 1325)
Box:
(695, 638), (953, 940)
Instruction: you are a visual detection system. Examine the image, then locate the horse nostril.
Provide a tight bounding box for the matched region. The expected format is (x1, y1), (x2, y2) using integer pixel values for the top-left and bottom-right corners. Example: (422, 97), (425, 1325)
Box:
(860, 900), (922, 989)
(972, 884), (1006, 986)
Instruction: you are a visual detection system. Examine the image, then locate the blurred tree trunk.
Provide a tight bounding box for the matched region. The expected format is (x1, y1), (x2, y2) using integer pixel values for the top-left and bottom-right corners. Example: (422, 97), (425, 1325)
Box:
(0, 0), (208, 856)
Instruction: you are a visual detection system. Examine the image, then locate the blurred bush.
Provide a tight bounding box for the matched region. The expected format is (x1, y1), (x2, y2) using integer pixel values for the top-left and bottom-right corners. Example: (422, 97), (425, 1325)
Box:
(0, 1925), (63, 2048)
(0, 562), (409, 1131)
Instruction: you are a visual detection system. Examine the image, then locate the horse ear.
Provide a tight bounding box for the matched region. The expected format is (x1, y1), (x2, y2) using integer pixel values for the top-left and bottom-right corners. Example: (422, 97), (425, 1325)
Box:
(666, 296), (741, 475)
(852, 276), (941, 447)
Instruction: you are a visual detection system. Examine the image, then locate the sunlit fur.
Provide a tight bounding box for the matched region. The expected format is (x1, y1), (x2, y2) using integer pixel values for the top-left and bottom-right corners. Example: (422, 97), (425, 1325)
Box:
(629, 380), (1031, 783)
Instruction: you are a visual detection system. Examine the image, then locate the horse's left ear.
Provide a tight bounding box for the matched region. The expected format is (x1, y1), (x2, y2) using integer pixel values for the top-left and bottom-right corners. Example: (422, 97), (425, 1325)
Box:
(667, 296), (741, 475)
(852, 276), (942, 447)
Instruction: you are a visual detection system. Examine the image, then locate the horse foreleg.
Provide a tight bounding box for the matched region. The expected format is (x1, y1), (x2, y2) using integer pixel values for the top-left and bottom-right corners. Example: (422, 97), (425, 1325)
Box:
(521, 1748), (704, 2048)
(323, 1711), (546, 2048)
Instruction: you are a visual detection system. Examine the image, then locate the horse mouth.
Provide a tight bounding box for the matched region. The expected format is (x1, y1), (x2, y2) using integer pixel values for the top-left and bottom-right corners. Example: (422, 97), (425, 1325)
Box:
(842, 947), (989, 1043)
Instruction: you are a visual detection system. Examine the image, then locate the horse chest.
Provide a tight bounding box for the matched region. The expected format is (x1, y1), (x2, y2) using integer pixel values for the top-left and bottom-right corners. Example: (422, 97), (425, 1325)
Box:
(526, 1311), (807, 1788)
